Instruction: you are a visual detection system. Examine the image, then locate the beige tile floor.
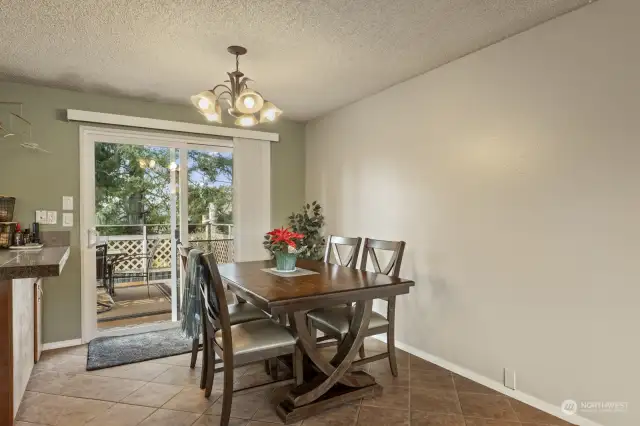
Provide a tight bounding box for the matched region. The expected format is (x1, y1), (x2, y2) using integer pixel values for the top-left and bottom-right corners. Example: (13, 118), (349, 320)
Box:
(17, 339), (576, 426)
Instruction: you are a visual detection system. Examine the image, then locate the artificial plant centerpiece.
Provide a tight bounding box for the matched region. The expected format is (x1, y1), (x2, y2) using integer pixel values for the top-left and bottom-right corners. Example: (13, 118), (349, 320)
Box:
(288, 201), (326, 260)
(263, 227), (305, 272)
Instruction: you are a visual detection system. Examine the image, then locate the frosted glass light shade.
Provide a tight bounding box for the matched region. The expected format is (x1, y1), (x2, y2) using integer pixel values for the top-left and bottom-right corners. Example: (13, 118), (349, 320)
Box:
(235, 89), (264, 114)
(259, 102), (282, 123)
(191, 90), (218, 111)
(235, 114), (258, 127)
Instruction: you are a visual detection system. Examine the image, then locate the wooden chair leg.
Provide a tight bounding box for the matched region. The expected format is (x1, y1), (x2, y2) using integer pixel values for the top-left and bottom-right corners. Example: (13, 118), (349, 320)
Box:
(359, 344), (366, 360)
(264, 359), (271, 375)
(307, 318), (317, 348)
(219, 354), (234, 426)
(199, 298), (208, 389)
(294, 344), (304, 386)
(199, 336), (208, 389)
(204, 341), (216, 397)
(190, 337), (199, 369)
(387, 297), (398, 377)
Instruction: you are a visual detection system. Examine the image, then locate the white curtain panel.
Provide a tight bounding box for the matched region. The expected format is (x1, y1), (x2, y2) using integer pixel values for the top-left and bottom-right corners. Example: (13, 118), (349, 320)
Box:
(232, 137), (271, 262)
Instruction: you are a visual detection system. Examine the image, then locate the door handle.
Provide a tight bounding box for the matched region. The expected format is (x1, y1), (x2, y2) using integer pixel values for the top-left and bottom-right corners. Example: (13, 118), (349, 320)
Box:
(87, 228), (98, 248)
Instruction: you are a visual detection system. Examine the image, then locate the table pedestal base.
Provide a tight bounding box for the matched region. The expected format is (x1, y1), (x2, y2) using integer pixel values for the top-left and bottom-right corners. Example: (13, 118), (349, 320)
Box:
(276, 382), (382, 424)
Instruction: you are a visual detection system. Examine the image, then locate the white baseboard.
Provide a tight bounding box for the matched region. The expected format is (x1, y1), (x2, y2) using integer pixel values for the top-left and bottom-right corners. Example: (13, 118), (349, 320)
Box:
(373, 336), (602, 426)
(42, 338), (83, 351)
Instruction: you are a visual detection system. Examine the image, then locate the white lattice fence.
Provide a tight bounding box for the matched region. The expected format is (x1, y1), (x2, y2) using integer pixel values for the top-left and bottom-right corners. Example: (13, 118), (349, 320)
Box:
(105, 235), (172, 271)
(151, 238), (173, 269)
(106, 238), (144, 271)
(104, 235), (234, 271)
(189, 239), (235, 263)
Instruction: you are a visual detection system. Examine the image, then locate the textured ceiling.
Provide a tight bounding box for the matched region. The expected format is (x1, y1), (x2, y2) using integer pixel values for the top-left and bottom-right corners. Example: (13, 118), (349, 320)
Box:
(0, 0), (593, 121)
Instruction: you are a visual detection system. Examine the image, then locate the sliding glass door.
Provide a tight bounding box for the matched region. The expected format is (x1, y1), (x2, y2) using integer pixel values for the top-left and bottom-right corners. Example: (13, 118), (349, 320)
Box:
(80, 127), (233, 340)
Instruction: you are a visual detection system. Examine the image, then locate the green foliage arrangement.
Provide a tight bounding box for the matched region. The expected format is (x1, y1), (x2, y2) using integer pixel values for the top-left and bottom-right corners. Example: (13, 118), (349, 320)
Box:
(287, 201), (326, 260)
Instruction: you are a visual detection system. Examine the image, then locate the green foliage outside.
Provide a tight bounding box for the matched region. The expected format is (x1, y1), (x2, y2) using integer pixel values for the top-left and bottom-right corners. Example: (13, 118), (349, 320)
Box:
(95, 143), (232, 236)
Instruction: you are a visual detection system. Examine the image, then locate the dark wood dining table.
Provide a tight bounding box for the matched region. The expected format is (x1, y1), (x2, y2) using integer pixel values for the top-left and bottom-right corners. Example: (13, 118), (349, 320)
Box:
(217, 258), (414, 424)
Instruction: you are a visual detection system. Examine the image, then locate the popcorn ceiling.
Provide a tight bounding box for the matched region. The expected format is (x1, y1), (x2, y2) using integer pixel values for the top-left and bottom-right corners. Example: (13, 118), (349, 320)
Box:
(0, 0), (592, 120)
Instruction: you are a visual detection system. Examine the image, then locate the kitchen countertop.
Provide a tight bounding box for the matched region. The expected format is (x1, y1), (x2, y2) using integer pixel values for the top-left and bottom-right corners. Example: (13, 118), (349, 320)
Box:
(0, 246), (70, 280)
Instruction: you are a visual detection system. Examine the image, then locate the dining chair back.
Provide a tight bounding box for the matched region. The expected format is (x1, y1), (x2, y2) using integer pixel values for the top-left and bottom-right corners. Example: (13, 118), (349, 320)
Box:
(360, 238), (405, 374)
(323, 235), (362, 269)
(179, 244), (271, 395)
(308, 237), (407, 376)
(360, 238), (405, 277)
(178, 243), (207, 383)
(178, 244), (190, 268)
(199, 252), (297, 426)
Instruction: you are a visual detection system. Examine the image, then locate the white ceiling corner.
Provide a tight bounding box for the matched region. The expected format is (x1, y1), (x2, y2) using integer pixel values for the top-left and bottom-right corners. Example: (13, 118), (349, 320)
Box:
(0, 0), (593, 121)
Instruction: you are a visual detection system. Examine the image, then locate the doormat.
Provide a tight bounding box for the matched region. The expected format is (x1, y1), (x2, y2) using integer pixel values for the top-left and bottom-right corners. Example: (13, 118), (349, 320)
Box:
(86, 328), (193, 371)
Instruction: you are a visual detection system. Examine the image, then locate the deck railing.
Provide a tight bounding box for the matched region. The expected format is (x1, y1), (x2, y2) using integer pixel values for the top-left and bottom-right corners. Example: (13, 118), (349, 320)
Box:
(96, 223), (234, 272)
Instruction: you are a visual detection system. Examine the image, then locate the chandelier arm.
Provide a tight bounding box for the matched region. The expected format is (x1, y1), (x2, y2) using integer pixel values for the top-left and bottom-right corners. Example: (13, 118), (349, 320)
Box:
(216, 90), (232, 98)
(212, 84), (231, 95)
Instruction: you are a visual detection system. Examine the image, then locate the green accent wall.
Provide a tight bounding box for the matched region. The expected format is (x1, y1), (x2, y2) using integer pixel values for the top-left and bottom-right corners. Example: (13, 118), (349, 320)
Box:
(0, 81), (305, 343)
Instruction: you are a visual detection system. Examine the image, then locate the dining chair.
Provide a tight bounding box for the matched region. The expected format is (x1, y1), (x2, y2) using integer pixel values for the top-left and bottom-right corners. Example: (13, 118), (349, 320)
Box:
(307, 238), (406, 376)
(199, 252), (298, 426)
(311, 235), (362, 348)
(177, 245), (269, 390)
(323, 235), (362, 268)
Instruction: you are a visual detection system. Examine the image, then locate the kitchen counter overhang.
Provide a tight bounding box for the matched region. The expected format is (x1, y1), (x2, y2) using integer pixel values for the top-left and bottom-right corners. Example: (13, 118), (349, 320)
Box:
(0, 245), (70, 424)
(0, 246), (70, 280)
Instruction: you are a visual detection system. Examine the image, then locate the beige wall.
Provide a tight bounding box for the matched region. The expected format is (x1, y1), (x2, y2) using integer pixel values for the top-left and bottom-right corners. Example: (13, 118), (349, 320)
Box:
(306, 1), (638, 425)
(0, 81), (305, 343)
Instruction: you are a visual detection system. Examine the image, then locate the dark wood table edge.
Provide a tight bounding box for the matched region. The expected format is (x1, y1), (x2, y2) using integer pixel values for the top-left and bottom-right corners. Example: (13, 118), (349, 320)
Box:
(222, 276), (414, 315)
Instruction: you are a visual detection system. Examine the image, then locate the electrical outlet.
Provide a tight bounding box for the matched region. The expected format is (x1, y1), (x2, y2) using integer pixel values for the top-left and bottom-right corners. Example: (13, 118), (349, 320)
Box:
(35, 210), (47, 224)
(504, 368), (516, 390)
(47, 211), (57, 225)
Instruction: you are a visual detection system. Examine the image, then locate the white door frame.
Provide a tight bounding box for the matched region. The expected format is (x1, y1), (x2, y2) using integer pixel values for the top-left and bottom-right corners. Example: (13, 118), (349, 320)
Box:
(79, 126), (232, 342)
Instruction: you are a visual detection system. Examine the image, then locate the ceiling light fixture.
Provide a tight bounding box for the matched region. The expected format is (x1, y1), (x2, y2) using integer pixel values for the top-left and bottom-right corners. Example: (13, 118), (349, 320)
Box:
(191, 46), (282, 127)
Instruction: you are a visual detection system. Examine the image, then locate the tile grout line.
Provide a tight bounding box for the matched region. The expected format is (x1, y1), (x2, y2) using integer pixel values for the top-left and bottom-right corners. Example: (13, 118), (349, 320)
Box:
(449, 368), (463, 420)
(353, 404), (361, 426)
(128, 404), (159, 426)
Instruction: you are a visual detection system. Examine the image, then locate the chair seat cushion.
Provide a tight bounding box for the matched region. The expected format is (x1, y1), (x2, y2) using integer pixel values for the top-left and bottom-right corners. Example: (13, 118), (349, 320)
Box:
(228, 303), (269, 325)
(214, 319), (296, 356)
(307, 306), (389, 335)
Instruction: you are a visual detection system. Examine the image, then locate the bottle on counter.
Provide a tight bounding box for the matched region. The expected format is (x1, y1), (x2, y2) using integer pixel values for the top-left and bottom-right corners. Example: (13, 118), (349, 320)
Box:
(31, 222), (40, 244)
(13, 223), (23, 246)
(23, 229), (31, 245)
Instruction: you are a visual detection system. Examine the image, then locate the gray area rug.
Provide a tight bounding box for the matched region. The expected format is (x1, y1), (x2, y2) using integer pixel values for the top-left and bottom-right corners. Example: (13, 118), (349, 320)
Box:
(86, 328), (193, 371)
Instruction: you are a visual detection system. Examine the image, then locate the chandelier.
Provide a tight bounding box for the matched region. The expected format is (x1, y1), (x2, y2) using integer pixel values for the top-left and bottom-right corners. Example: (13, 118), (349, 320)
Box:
(191, 46), (282, 127)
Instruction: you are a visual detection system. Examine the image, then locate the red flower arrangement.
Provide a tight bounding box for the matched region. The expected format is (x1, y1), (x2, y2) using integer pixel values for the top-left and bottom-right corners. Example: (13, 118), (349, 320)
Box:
(263, 227), (305, 253)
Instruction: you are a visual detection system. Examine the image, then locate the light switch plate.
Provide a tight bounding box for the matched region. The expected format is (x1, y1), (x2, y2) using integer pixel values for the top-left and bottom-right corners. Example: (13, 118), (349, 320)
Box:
(62, 196), (74, 211)
(47, 211), (57, 225)
(35, 210), (47, 224)
(62, 212), (73, 227)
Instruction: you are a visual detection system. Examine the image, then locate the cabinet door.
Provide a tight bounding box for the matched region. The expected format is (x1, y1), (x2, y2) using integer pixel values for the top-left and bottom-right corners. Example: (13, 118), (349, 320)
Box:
(13, 278), (35, 415)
